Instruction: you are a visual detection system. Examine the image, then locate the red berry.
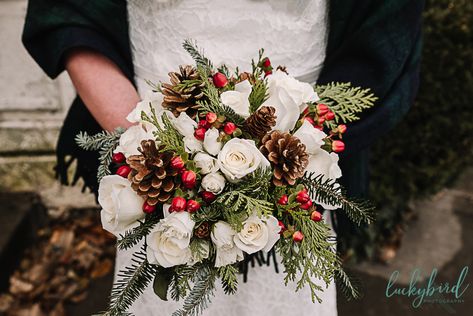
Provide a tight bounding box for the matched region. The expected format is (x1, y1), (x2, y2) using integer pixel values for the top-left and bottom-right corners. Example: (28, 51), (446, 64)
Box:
(264, 70), (273, 77)
(142, 202), (156, 214)
(262, 57), (271, 68)
(302, 107), (310, 115)
(303, 116), (315, 125)
(116, 165), (131, 178)
(213, 72), (228, 88)
(314, 125), (324, 131)
(278, 194), (288, 205)
(170, 156), (185, 170)
(325, 111), (335, 121)
(171, 197), (187, 212)
(200, 191), (216, 203)
(194, 127), (206, 141)
(317, 104), (329, 115)
(181, 170), (197, 189)
(278, 220), (286, 234)
(299, 199), (313, 210)
(293, 231), (304, 243)
(332, 140), (345, 153)
(310, 210), (322, 222)
(223, 122), (237, 135)
(296, 190), (310, 203)
(186, 199), (201, 213)
(112, 152), (126, 164)
(206, 112), (218, 124)
(198, 119), (211, 129)
(337, 124), (347, 134)
(318, 117), (326, 125)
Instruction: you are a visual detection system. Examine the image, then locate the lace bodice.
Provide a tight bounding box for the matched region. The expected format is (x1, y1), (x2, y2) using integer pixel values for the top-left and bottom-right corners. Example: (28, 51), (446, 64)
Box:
(127, 0), (329, 93)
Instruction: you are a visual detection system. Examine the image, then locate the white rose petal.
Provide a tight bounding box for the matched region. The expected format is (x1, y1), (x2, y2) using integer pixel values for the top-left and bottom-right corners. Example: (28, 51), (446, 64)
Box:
(146, 212), (195, 268)
(172, 112), (198, 138)
(203, 128), (223, 156)
(211, 221), (244, 267)
(262, 215), (281, 252)
(194, 152), (219, 174)
(233, 215), (270, 254)
(220, 80), (252, 118)
(293, 120), (327, 155)
(98, 175), (145, 236)
(114, 125), (154, 158)
(126, 90), (165, 124)
(183, 136), (203, 154)
(201, 172), (226, 194)
(217, 138), (270, 182)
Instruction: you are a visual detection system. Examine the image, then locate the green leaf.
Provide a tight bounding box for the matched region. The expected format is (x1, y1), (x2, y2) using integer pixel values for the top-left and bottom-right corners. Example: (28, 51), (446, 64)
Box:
(153, 267), (173, 301)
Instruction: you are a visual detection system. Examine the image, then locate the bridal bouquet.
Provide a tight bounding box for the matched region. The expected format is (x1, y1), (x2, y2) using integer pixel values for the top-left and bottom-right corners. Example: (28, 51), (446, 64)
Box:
(76, 40), (376, 316)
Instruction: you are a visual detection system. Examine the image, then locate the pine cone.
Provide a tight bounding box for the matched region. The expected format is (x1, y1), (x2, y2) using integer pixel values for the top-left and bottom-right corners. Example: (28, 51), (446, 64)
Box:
(127, 140), (180, 205)
(244, 106), (277, 140)
(260, 131), (309, 186)
(161, 65), (205, 118)
(194, 222), (210, 239)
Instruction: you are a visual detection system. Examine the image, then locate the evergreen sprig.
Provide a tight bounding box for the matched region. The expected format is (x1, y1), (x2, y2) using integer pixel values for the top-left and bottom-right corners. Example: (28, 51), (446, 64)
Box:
(101, 248), (157, 316)
(335, 268), (363, 301)
(218, 265), (238, 295)
(75, 128), (125, 181)
(117, 212), (161, 250)
(300, 173), (375, 225)
(315, 82), (377, 127)
(248, 79), (268, 113)
(183, 39), (214, 73)
(169, 265), (199, 301)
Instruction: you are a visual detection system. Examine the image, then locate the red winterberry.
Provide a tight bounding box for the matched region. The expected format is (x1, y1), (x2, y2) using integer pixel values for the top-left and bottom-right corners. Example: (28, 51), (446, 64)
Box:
(317, 103), (329, 115)
(318, 117), (326, 125)
(337, 124), (347, 134)
(116, 165), (131, 178)
(170, 156), (185, 170)
(142, 202), (156, 214)
(325, 111), (335, 121)
(332, 140), (345, 153)
(206, 112), (218, 124)
(278, 220), (286, 234)
(171, 197), (187, 212)
(278, 194), (288, 205)
(304, 116), (315, 125)
(296, 189), (310, 203)
(223, 122), (237, 135)
(186, 199), (201, 213)
(194, 127), (206, 141)
(213, 72), (228, 88)
(264, 70), (273, 77)
(310, 210), (322, 222)
(262, 57), (271, 68)
(200, 191), (216, 203)
(293, 231), (304, 243)
(112, 152), (126, 164)
(181, 170), (197, 189)
(299, 199), (313, 210)
(198, 119), (211, 129)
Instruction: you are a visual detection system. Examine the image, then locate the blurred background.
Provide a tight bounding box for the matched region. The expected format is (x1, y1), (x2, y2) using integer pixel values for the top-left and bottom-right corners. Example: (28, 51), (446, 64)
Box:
(0, 0), (472, 315)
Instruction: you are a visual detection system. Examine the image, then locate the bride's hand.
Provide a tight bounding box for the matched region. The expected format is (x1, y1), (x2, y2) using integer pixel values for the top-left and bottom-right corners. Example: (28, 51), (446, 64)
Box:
(65, 48), (139, 131)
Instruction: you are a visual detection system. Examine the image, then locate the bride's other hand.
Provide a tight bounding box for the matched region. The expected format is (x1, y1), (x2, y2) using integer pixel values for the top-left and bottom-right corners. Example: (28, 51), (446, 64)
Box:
(65, 48), (139, 131)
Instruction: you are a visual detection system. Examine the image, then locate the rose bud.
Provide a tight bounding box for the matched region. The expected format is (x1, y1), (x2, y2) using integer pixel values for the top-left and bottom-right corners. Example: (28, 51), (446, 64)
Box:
(116, 165), (131, 178)
(181, 170), (197, 189)
(292, 231), (304, 243)
(212, 72), (228, 88)
(112, 152), (126, 164)
(186, 199), (201, 213)
(170, 196), (187, 212)
(303, 116), (315, 125)
(325, 111), (335, 121)
(206, 112), (218, 124)
(198, 119), (211, 129)
(194, 127), (206, 141)
(310, 210), (322, 222)
(317, 103), (329, 115)
(200, 191), (217, 203)
(223, 122), (237, 135)
(299, 199), (313, 210)
(332, 140), (345, 153)
(337, 124), (347, 134)
(278, 220), (286, 234)
(142, 201), (156, 214)
(296, 189), (310, 203)
(278, 194), (288, 205)
(170, 156), (185, 170)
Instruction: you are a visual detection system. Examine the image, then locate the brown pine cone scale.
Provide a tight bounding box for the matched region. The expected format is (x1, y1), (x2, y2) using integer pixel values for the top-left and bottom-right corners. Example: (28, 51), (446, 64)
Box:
(244, 106), (277, 141)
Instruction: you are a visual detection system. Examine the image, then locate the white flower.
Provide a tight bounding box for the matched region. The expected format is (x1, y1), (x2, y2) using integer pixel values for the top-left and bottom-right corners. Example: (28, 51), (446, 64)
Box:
(306, 150), (342, 181)
(172, 112), (197, 138)
(98, 175), (145, 236)
(220, 80), (252, 118)
(194, 152), (219, 174)
(233, 215), (280, 254)
(126, 90), (165, 124)
(262, 70), (319, 132)
(293, 120), (327, 155)
(114, 124), (153, 158)
(146, 212), (195, 268)
(217, 138), (270, 182)
(203, 128), (222, 156)
(201, 172), (226, 194)
(211, 221), (244, 267)
(183, 135), (203, 154)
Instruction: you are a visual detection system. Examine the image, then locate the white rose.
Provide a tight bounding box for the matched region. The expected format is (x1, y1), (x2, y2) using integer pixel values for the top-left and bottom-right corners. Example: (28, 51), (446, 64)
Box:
(203, 128), (222, 156)
(217, 138), (270, 182)
(306, 150), (342, 181)
(126, 90), (165, 124)
(220, 80), (252, 118)
(183, 135), (203, 154)
(172, 112), (197, 138)
(233, 214), (279, 254)
(201, 172), (226, 194)
(98, 175), (145, 236)
(262, 70), (319, 132)
(146, 212), (195, 268)
(194, 152), (219, 174)
(293, 120), (327, 155)
(211, 221), (244, 267)
(114, 125), (153, 157)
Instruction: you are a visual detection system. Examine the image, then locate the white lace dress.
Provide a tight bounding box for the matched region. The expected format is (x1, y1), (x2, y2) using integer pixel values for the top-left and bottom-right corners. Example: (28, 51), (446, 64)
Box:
(118, 0), (337, 315)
